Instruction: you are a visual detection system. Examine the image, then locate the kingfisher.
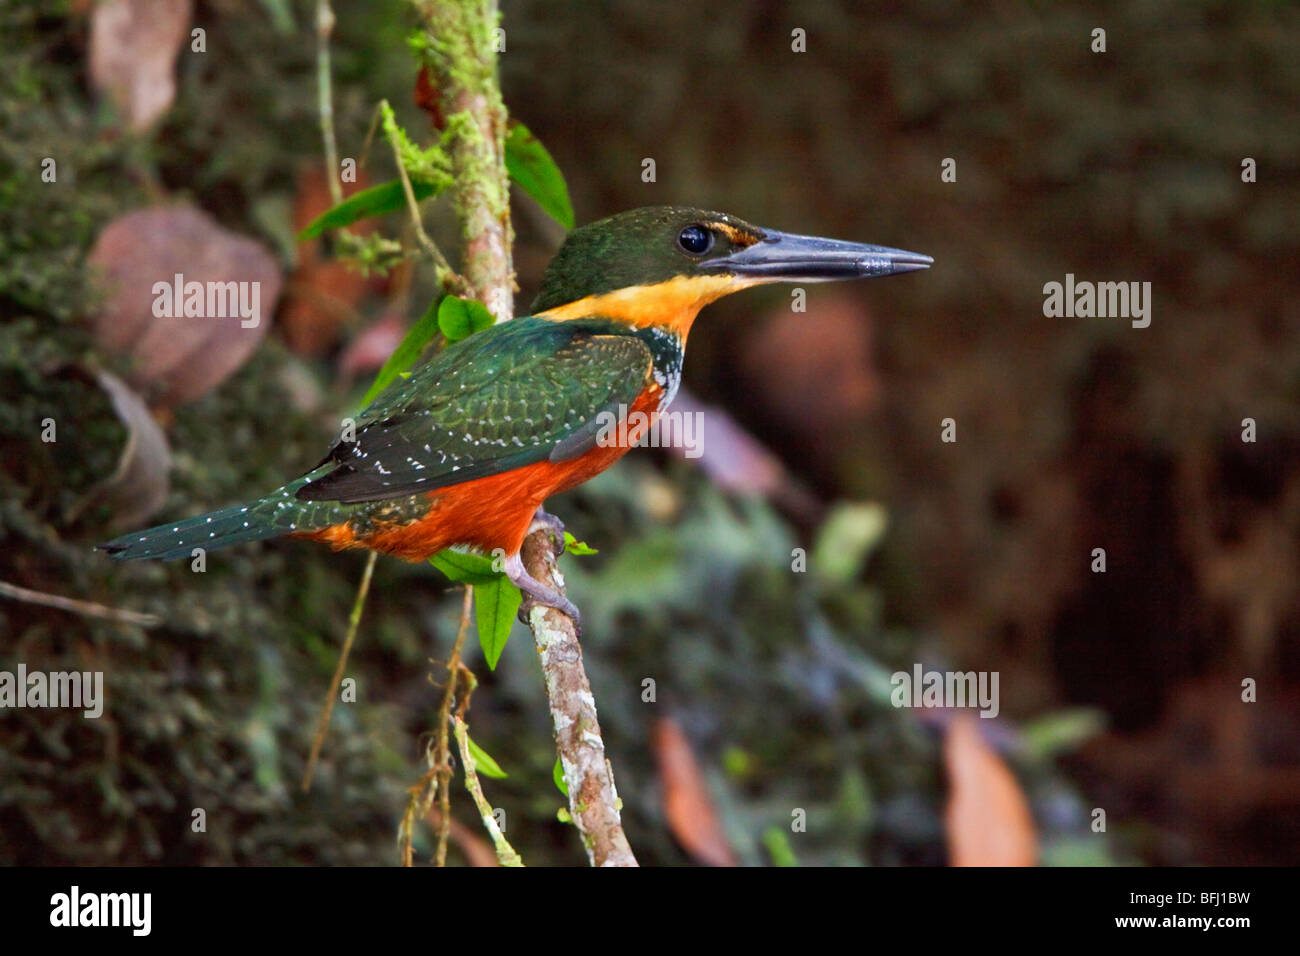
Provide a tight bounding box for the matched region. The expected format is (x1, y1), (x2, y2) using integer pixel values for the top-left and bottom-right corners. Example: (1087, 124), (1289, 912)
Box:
(102, 206), (931, 625)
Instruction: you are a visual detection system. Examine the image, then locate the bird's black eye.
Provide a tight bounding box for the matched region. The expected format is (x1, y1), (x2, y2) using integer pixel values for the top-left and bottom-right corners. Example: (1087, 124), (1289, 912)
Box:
(677, 224), (714, 256)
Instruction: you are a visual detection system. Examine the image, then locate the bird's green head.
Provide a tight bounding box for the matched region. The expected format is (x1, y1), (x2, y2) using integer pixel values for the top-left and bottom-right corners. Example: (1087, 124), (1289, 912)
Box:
(531, 205), (932, 333)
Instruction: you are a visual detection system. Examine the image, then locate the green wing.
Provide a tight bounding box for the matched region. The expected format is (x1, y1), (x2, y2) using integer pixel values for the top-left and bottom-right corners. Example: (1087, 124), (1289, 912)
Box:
(297, 318), (652, 503)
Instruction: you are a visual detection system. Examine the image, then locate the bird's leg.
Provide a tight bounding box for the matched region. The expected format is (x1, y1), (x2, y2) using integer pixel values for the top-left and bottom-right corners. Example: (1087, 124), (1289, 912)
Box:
(528, 505), (566, 555)
(504, 552), (581, 634)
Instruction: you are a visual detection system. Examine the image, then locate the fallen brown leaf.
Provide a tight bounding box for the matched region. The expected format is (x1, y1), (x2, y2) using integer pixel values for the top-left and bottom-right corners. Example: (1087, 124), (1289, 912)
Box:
(89, 0), (192, 132)
(414, 65), (446, 130)
(667, 389), (786, 496)
(737, 293), (880, 450)
(87, 205), (280, 408)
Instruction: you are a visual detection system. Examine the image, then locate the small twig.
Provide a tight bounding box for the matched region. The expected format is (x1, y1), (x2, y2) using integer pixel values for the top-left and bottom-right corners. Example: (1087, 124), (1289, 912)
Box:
(359, 103), (383, 171)
(423, 806), (499, 866)
(433, 585), (473, 866)
(399, 762), (437, 866)
(315, 0), (343, 206)
(399, 586), (472, 866)
(301, 550), (378, 793)
(453, 715), (524, 866)
(378, 100), (465, 294)
(0, 579), (160, 628)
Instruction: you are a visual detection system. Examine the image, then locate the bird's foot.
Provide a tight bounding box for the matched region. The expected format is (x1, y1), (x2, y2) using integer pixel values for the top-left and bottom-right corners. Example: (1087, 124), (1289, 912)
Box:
(518, 593), (582, 636)
(528, 506), (566, 555)
(504, 552), (581, 635)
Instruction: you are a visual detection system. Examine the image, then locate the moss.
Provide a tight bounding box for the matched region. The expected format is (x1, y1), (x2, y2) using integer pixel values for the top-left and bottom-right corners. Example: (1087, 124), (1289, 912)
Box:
(443, 109), (509, 223)
(0, 5), (436, 866)
(379, 99), (453, 191)
(407, 1), (513, 297)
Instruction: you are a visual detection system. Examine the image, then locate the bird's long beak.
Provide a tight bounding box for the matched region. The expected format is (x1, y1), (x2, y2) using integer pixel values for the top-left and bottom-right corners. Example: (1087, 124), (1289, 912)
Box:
(700, 228), (933, 282)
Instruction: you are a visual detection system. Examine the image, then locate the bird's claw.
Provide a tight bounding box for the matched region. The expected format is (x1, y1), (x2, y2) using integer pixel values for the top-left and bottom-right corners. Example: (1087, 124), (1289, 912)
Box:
(517, 593), (582, 637)
(528, 507), (566, 555)
(506, 547), (581, 636)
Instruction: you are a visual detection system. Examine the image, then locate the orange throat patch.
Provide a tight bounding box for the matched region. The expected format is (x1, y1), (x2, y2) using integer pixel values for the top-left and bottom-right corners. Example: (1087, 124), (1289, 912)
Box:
(536, 274), (760, 339)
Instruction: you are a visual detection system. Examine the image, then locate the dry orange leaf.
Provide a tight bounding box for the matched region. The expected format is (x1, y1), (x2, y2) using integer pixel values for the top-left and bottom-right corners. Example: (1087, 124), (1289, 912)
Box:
(279, 167), (383, 357)
(944, 715), (1038, 866)
(652, 716), (737, 867)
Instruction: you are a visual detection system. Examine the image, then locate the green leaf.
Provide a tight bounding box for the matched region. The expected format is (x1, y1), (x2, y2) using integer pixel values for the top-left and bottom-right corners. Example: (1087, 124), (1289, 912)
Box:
(429, 549), (500, 586)
(552, 755), (568, 796)
(297, 178), (442, 240)
(810, 502), (888, 586)
(505, 122), (575, 230)
(360, 296), (444, 406)
(473, 576), (522, 670)
(761, 826), (799, 867)
(437, 295), (496, 343)
(1020, 708), (1106, 761)
(466, 734), (508, 779)
(563, 531), (598, 555)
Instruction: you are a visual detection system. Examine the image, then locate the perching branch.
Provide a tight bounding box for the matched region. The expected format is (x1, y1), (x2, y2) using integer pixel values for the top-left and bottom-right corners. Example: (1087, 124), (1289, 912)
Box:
(521, 535), (637, 866)
(409, 0), (637, 867)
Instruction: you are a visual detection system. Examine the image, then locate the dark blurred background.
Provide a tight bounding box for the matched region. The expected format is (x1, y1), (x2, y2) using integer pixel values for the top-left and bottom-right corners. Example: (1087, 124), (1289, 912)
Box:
(2, 0), (1297, 865)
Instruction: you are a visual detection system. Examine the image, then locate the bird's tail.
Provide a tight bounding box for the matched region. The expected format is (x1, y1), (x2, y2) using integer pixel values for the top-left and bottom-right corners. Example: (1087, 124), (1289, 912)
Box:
(99, 469), (344, 561)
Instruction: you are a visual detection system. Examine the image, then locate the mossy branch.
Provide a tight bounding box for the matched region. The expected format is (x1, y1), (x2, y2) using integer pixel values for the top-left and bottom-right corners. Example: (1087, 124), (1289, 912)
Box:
(378, 99), (465, 292)
(409, 0), (514, 320)
(408, 0), (637, 867)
